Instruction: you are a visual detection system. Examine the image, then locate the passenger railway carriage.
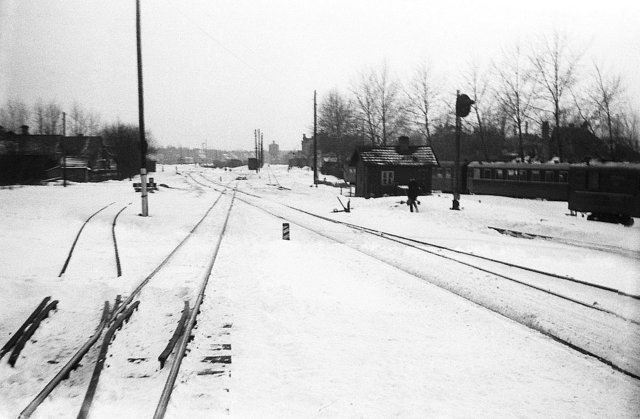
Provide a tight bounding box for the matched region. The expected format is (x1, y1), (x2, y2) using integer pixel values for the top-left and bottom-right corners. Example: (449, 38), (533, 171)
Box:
(568, 162), (640, 226)
(431, 161), (468, 193)
(466, 161), (570, 201)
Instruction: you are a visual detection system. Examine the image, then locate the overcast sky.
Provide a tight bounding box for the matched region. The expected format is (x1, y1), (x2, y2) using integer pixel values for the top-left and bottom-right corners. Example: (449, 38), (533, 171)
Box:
(1, 0), (638, 151)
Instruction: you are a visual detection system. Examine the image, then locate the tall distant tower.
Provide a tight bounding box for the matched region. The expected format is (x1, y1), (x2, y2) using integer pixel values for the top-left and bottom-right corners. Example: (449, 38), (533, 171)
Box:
(269, 141), (280, 163)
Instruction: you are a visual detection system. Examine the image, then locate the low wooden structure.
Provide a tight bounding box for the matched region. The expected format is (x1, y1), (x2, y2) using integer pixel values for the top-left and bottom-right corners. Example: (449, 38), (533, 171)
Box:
(349, 137), (439, 198)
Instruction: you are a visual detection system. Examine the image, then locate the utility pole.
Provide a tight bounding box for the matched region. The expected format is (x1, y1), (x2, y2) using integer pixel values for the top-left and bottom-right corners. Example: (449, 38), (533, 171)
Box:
(452, 91), (475, 211)
(136, 0), (149, 216)
(313, 90), (318, 185)
(260, 132), (264, 168)
(453, 90), (461, 210)
(62, 112), (67, 187)
(254, 129), (259, 173)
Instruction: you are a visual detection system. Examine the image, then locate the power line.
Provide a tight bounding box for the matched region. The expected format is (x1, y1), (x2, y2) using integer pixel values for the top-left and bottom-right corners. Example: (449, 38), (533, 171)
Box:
(160, 0), (277, 84)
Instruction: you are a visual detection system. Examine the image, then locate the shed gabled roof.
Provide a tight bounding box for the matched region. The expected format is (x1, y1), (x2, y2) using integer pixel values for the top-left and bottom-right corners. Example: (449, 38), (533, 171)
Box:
(351, 146), (438, 167)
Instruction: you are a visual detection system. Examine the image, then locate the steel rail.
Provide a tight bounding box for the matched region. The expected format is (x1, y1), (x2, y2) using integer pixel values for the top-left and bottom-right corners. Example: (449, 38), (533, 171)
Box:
(77, 301), (140, 419)
(109, 188), (227, 321)
(154, 191), (236, 419)
(0, 297), (51, 360)
(283, 204), (640, 300)
(200, 176), (638, 300)
(20, 189), (227, 418)
(58, 202), (115, 277)
(18, 302), (111, 419)
(112, 205), (130, 277)
(231, 193), (640, 382)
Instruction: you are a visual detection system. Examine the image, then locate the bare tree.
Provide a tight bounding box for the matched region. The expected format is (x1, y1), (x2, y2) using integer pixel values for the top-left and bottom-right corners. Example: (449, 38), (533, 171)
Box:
(69, 102), (102, 135)
(618, 109), (640, 151)
(406, 61), (441, 145)
(587, 62), (624, 152)
(0, 99), (30, 131)
(529, 31), (582, 161)
(352, 70), (381, 145)
(32, 100), (47, 134)
(41, 100), (62, 134)
(352, 63), (407, 146)
(494, 44), (537, 160)
(318, 89), (355, 139)
(373, 62), (406, 145)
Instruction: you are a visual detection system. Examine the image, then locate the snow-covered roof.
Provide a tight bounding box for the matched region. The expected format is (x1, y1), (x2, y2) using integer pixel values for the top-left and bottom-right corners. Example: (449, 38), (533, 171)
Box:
(352, 146), (438, 167)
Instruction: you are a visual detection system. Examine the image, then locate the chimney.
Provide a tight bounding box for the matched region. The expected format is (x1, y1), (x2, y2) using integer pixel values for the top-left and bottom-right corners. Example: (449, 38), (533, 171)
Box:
(397, 136), (410, 153)
(20, 125), (29, 135)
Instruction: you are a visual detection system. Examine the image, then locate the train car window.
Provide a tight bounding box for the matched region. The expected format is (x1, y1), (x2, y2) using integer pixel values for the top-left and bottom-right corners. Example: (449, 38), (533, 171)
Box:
(381, 170), (394, 186)
(518, 170), (528, 181)
(445, 168), (452, 179)
(473, 168), (480, 179)
(544, 171), (555, 182)
(483, 168), (492, 179)
(531, 170), (541, 181)
(507, 169), (517, 180)
(586, 171), (599, 190)
(495, 169), (504, 179)
(559, 171), (568, 183)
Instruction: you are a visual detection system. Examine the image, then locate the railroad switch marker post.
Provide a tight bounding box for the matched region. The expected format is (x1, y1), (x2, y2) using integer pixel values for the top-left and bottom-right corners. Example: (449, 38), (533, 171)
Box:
(282, 223), (290, 240)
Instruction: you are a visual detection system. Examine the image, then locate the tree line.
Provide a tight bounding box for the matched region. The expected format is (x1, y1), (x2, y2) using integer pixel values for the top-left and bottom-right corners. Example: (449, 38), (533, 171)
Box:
(316, 32), (640, 163)
(0, 99), (156, 179)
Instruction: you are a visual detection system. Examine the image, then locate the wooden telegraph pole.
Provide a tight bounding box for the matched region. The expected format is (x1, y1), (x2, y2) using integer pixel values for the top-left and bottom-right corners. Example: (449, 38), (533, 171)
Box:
(136, 0), (149, 216)
(260, 131), (264, 168)
(62, 112), (67, 187)
(313, 90), (318, 185)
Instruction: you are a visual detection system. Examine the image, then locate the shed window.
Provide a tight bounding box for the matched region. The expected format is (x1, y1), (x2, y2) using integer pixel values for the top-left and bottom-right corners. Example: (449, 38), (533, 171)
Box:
(381, 170), (394, 186)
(445, 168), (452, 179)
(436, 169), (443, 178)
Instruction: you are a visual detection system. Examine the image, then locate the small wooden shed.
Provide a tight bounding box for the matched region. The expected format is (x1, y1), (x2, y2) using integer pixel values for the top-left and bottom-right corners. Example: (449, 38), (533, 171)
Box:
(349, 137), (439, 198)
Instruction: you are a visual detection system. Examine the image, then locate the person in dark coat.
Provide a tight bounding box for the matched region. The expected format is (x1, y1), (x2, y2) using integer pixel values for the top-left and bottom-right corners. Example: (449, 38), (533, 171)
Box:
(407, 179), (419, 212)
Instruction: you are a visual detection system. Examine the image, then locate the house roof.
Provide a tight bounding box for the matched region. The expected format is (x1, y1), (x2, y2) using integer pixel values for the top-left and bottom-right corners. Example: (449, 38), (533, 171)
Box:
(351, 146), (438, 167)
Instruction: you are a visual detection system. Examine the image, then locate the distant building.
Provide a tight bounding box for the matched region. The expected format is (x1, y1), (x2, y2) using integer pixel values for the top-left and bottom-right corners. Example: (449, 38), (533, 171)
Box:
(268, 141), (280, 163)
(0, 125), (115, 184)
(349, 136), (439, 197)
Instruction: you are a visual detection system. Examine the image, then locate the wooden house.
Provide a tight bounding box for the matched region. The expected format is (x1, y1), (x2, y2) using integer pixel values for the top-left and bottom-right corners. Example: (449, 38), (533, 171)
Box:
(349, 136), (439, 197)
(0, 126), (112, 184)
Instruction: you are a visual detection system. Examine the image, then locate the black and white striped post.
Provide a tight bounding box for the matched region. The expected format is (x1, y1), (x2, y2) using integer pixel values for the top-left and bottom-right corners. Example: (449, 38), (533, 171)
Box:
(282, 223), (290, 240)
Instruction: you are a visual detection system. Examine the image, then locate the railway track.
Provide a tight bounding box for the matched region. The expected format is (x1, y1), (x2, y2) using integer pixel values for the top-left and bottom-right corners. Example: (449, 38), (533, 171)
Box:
(194, 171), (640, 380)
(17, 189), (233, 418)
(488, 226), (640, 261)
(59, 202), (130, 278)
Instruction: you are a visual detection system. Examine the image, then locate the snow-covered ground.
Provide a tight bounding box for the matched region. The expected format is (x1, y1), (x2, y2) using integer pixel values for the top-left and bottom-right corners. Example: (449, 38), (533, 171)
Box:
(1, 164), (639, 418)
